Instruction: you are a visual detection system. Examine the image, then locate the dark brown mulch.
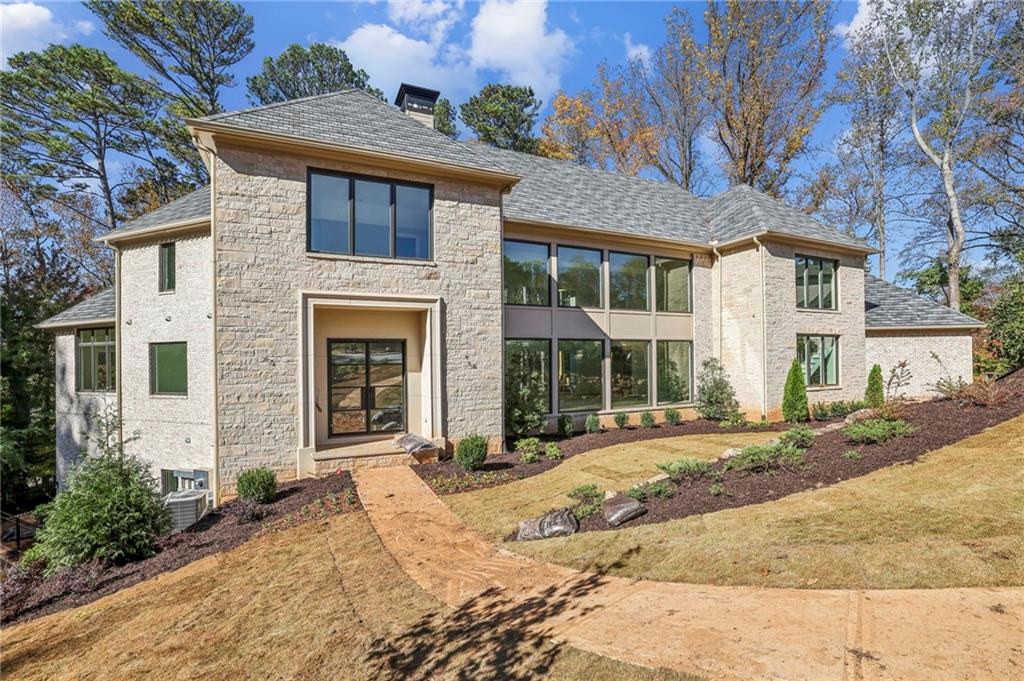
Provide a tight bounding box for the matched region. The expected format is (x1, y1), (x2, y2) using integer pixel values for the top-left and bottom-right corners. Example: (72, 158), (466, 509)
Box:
(1, 471), (359, 627)
(576, 370), (1024, 534)
(416, 418), (797, 495)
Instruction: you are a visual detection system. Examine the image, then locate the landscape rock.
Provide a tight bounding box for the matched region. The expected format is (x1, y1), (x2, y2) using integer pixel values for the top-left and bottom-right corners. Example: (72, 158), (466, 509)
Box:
(602, 495), (647, 527)
(516, 508), (579, 541)
(645, 473), (670, 484)
(844, 409), (875, 425)
(718, 447), (741, 460)
(817, 421), (846, 433)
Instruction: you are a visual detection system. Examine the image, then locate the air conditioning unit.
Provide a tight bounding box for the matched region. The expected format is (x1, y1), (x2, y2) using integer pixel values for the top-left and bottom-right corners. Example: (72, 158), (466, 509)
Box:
(164, 489), (209, 532)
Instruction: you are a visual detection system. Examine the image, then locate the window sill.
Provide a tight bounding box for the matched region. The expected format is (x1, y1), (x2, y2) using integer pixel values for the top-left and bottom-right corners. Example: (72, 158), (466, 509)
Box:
(76, 390), (115, 396)
(159, 290), (175, 296)
(796, 307), (841, 314)
(150, 393), (189, 399)
(307, 251), (436, 267)
(807, 385), (842, 392)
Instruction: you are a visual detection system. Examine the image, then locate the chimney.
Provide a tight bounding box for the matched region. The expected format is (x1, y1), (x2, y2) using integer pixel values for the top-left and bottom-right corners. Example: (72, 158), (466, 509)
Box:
(395, 83), (441, 129)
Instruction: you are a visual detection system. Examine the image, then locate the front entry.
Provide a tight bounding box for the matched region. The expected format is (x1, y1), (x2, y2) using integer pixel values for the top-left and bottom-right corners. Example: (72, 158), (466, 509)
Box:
(328, 340), (406, 436)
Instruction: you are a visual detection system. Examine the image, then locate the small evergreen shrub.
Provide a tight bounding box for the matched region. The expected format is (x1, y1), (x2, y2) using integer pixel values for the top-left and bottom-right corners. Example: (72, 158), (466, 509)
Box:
(811, 401), (830, 421)
(455, 434), (488, 471)
(752, 416), (771, 429)
(695, 358), (740, 420)
(614, 412), (629, 429)
(519, 450), (540, 464)
(626, 485), (647, 502)
(719, 411), (748, 428)
(842, 450), (863, 460)
(567, 483), (603, 520)
(236, 468), (277, 503)
(843, 419), (914, 445)
(639, 411), (656, 429)
(865, 364), (885, 408)
(545, 442), (562, 460)
(782, 359), (809, 422)
(708, 482), (725, 496)
(559, 415), (574, 438)
(657, 458), (711, 482)
(779, 424), (815, 449)
(584, 414), (601, 434)
(663, 408), (682, 426)
(722, 443), (805, 474)
(514, 437), (540, 457)
(627, 481), (674, 501)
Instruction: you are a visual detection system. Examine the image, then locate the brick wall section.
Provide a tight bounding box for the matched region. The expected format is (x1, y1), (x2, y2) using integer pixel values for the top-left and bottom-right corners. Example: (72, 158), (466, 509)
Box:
(119, 233), (215, 476)
(212, 145), (505, 486)
(54, 331), (114, 486)
(715, 243), (764, 412)
(691, 253), (714, 378)
(865, 329), (973, 398)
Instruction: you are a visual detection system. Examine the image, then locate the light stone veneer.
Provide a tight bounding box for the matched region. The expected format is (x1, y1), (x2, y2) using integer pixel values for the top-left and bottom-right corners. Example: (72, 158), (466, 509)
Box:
(54, 330), (115, 486)
(119, 233), (214, 477)
(865, 329), (974, 398)
(212, 145), (505, 487)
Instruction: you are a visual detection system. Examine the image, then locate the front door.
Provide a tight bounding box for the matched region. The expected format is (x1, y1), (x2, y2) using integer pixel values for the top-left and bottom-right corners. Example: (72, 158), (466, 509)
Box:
(328, 340), (406, 436)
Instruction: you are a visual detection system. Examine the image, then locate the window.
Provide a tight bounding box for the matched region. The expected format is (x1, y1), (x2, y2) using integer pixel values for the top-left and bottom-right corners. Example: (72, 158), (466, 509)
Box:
(657, 340), (692, 404)
(505, 339), (551, 413)
(77, 328), (115, 392)
(796, 335), (839, 387)
(159, 242), (175, 292)
(160, 469), (209, 496)
(503, 240), (549, 306)
(611, 340), (649, 408)
(558, 246), (602, 308)
(150, 342), (188, 395)
(307, 169), (432, 260)
(558, 340), (603, 412)
(655, 258), (692, 313)
(609, 252), (649, 310)
(796, 256), (837, 310)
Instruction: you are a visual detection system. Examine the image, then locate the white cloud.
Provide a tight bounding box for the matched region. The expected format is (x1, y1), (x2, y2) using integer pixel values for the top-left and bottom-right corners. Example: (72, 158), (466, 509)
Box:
(1, 3), (97, 68)
(623, 32), (652, 67)
(834, 0), (874, 49)
(75, 20), (95, 36)
(387, 0), (464, 45)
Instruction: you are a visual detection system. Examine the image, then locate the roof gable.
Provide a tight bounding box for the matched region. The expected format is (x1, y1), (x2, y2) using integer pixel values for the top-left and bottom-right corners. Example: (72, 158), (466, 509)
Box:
(38, 288), (115, 329)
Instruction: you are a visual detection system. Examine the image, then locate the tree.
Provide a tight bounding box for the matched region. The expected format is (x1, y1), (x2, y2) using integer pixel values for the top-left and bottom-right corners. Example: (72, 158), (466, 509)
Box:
(433, 97), (458, 139)
(695, 358), (740, 420)
(459, 84), (541, 153)
(901, 259), (987, 317)
(539, 91), (598, 164)
(988, 275), (1024, 371)
(782, 360), (809, 422)
(589, 64), (652, 176)
(702, 0), (834, 195)
(866, 364), (885, 408)
(246, 43), (383, 105)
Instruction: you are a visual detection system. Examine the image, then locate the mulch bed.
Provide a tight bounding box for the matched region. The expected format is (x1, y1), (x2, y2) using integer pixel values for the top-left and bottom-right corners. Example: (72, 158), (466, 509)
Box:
(1, 471), (359, 627)
(415, 418), (798, 495)
(576, 370), (1024, 534)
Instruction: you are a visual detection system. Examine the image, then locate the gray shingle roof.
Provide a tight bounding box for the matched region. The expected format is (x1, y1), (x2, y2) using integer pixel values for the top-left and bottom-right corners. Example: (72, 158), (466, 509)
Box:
(706, 184), (872, 250)
(38, 288), (115, 329)
(196, 89), (506, 176)
(103, 185), (210, 241)
(864, 275), (983, 329)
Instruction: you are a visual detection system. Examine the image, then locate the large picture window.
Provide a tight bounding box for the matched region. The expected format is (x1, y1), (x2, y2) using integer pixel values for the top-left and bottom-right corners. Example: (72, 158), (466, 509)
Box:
(796, 256), (837, 310)
(503, 240), (550, 306)
(609, 252), (649, 310)
(307, 169), (432, 260)
(77, 328), (115, 392)
(150, 342), (188, 395)
(655, 258), (692, 313)
(558, 340), (603, 412)
(796, 335), (839, 387)
(611, 340), (649, 408)
(557, 246), (602, 308)
(505, 339), (551, 413)
(656, 340), (692, 404)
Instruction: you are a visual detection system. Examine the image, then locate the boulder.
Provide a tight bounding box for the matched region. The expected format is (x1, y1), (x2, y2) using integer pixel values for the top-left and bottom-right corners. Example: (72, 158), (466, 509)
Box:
(516, 508), (579, 541)
(602, 494), (647, 527)
(844, 409), (875, 425)
(645, 473), (671, 485)
(718, 447), (741, 460)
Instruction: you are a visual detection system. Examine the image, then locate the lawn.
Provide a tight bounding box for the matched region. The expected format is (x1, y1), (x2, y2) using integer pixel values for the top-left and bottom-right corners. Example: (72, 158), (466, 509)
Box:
(0, 511), (702, 681)
(506, 414), (1024, 590)
(443, 431), (778, 540)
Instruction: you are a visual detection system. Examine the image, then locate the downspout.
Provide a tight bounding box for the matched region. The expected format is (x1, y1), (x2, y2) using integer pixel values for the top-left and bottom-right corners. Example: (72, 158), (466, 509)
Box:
(115, 246), (123, 444)
(752, 236), (768, 419)
(194, 138), (220, 505)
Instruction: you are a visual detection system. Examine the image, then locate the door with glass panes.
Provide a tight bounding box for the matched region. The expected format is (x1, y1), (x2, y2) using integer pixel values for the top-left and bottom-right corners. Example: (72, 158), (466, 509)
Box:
(327, 340), (406, 436)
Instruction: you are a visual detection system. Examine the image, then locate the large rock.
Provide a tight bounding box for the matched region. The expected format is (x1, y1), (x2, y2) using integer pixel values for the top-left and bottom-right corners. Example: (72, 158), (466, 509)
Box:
(602, 494), (647, 527)
(844, 409), (875, 425)
(516, 508), (579, 541)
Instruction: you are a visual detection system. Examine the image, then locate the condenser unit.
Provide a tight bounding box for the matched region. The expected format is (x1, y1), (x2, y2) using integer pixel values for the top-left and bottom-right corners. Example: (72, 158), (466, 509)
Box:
(164, 489), (209, 532)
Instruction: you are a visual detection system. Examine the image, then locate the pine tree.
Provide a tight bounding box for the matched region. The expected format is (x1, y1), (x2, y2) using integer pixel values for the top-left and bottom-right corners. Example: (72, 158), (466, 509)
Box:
(865, 364), (885, 408)
(782, 359), (809, 422)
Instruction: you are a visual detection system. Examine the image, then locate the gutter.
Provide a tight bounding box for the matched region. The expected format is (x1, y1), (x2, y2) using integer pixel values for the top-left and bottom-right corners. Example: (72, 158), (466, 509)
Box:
(509, 216), (713, 253)
(714, 230), (876, 256)
(866, 324), (984, 332)
(97, 218), (210, 245)
(35, 317), (115, 330)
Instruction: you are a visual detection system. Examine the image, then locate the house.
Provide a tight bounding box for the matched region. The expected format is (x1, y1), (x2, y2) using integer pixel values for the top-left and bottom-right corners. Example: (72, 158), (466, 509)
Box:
(39, 84), (983, 501)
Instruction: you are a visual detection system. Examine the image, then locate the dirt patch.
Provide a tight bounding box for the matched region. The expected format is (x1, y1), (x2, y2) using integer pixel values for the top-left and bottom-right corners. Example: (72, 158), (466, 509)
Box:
(1, 471), (359, 626)
(575, 371), (1024, 533)
(416, 419), (793, 494)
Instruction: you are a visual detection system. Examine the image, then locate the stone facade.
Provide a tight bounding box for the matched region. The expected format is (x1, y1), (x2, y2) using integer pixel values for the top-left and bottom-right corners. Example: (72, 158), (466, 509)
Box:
(865, 329), (974, 398)
(714, 243), (765, 413)
(54, 330), (115, 486)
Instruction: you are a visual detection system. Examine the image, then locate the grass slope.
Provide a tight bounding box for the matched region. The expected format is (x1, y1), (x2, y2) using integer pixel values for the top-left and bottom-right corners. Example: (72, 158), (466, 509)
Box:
(1, 512), (702, 681)
(510, 415), (1024, 590)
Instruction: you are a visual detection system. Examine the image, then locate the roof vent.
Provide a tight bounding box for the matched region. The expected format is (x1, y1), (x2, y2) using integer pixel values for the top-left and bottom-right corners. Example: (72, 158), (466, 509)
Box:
(395, 83), (440, 129)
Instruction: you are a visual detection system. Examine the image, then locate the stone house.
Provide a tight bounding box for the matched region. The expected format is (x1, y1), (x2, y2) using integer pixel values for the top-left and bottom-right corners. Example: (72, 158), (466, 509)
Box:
(39, 85), (982, 501)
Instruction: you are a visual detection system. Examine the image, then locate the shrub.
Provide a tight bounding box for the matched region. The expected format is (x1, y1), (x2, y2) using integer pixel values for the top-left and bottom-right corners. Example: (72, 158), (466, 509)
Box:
(514, 437), (540, 457)
(829, 400), (866, 418)
(722, 443), (805, 474)
(626, 485), (647, 502)
(874, 399), (907, 422)
(843, 418), (914, 445)
(885, 361), (913, 400)
(545, 442), (562, 460)
(708, 482), (725, 496)
(519, 450), (540, 464)
(567, 483), (603, 521)
(627, 481), (674, 501)
(614, 412), (629, 429)
(455, 434), (488, 471)
(811, 401), (830, 421)
(782, 359), (809, 422)
(663, 408), (682, 426)
(559, 415), (574, 438)
(934, 375), (1008, 408)
(656, 458), (711, 482)
(505, 344), (548, 437)
(865, 364), (885, 408)
(719, 411), (748, 428)
(639, 411), (656, 429)
(695, 358), (739, 420)
(584, 414), (601, 434)
(842, 450), (863, 460)
(779, 424), (815, 449)
(236, 468), (277, 503)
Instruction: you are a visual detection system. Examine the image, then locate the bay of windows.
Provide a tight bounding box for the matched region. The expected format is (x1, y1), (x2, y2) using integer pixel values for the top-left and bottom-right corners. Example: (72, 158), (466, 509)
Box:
(557, 246), (602, 308)
(611, 340), (649, 408)
(609, 252), (649, 310)
(503, 240), (550, 306)
(796, 255), (837, 310)
(557, 340), (603, 412)
(77, 328), (115, 392)
(796, 334), (838, 387)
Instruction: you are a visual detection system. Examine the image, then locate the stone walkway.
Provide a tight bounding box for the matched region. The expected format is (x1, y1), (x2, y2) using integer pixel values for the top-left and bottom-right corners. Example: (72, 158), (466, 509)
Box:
(353, 466), (1023, 681)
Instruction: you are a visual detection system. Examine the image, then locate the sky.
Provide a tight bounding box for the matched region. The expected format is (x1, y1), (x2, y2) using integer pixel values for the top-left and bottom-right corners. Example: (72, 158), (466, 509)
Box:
(3, 0), (914, 272)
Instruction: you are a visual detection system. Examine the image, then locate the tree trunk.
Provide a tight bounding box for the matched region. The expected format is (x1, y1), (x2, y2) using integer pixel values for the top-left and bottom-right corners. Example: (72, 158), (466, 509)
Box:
(941, 159), (966, 311)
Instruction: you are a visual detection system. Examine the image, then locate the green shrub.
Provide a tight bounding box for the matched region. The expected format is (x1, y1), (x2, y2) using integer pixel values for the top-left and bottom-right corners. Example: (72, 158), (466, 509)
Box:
(811, 401), (830, 421)
(505, 344), (548, 437)
(752, 417), (771, 429)
(626, 485), (647, 502)
(779, 424), (815, 449)
(627, 481), (674, 502)
(842, 418), (914, 445)
(455, 434), (489, 471)
(559, 415), (574, 438)
(514, 437), (540, 457)
(639, 411), (656, 429)
(831, 400), (866, 418)
(663, 408), (682, 426)
(584, 414), (601, 434)
(614, 412), (629, 429)
(236, 468), (277, 503)
(866, 364), (885, 408)
(708, 482), (725, 496)
(782, 359), (809, 422)
(695, 358), (739, 420)
(722, 443), (805, 474)
(719, 411), (748, 428)
(519, 450), (540, 464)
(545, 442), (562, 460)
(656, 458), (711, 482)
(567, 483), (603, 520)
(842, 449), (863, 460)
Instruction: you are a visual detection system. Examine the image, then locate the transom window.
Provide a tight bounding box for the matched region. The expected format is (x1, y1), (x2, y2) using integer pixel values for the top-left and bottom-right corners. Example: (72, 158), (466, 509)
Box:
(503, 240), (550, 306)
(796, 334), (839, 387)
(796, 255), (838, 310)
(77, 327), (115, 392)
(609, 252), (649, 310)
(308, 169), (432, 260)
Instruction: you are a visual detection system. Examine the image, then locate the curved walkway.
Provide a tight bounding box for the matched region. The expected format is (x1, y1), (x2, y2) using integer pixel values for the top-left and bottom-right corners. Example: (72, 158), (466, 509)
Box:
(353, 466), (1023, 681)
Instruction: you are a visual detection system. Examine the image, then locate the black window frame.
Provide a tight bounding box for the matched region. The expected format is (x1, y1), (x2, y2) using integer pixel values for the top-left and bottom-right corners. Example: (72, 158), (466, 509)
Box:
(76, 327), (116, 393)
(502, 238), (551, 307)
(795, 255), (839, 310)
(149, 341), (189, 396)
(306, 168), (434, 261)
(608, 251), (650, 311)
(504, 337), (553, 414)
(159, 242), (176, 292)
(796, 334), (840, 387)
